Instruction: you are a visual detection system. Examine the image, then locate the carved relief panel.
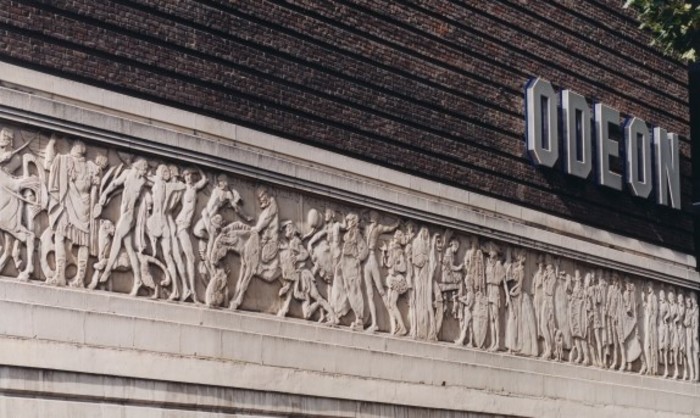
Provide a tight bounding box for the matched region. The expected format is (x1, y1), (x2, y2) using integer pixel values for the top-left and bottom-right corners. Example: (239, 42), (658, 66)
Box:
(0, 122), (697, 381)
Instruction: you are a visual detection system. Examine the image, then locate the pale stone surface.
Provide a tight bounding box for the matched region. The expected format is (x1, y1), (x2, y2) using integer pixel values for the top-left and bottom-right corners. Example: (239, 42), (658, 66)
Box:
(0, 366), (512, 418)
(0, 280), (699, 417)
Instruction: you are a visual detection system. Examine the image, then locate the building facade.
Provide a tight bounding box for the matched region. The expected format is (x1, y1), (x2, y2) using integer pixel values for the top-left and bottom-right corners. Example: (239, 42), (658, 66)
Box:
(0, 1), (697, 417)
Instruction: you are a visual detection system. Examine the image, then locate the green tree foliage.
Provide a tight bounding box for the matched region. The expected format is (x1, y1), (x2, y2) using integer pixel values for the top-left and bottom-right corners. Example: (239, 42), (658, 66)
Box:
(624, 0), (700, 62)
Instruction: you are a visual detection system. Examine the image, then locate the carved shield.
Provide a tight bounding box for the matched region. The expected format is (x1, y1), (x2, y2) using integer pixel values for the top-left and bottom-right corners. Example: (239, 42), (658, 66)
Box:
(473, 292), (489, 349)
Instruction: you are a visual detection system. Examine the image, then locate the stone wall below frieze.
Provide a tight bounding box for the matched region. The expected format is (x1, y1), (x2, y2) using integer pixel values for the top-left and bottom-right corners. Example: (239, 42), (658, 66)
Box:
(0, 122), (697, 382)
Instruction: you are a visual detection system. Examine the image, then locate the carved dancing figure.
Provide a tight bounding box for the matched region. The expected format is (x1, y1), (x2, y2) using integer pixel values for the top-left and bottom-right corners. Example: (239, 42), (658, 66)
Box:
(485, 242), (505, 352)
(90, 158), (149, 294)
(642, 282), (658, 375)
(435, 237), (463, 335)
(277, 221), (336, 323)
(568, 270), (590, 365)
(228, 186), (281, 310)
(194, 173), (251, 267)
(668, 291), (680, 378)
(143, 164), (186, 300)
(402, 222), (417, 338)
(540, 262), (557, 359)
(43, 139), (105, 287)
(162, 165), (192, 302)
(337, 213), (369, 330)
(683, 293), (694, 380)
(605, 275), (623, 369)
(677, 293), (686, 379)
(427, 234), (444, 338)
(200, 214), (226, 308)
(92, 217), (171, 298)
(174, 167), (208, 303)
(554, 268), (572, 351)
(532, 257), (545, 341)
(659, 289), (670, 377)
(618, 280), (646, 373)
(592, 272), (607, 368)
(454, 264), (475, 347)
(504, 250), (537, 356)
(0, 127), (46, 281)
(307, 208), (346, 317)
(689, 294), (699, 381)
(583, 272), (597, 366)
(362, 210), (399, 332)
(459, 236), (485, 348)
(411, 227), (436, 340)
(381, 229), (408, 335)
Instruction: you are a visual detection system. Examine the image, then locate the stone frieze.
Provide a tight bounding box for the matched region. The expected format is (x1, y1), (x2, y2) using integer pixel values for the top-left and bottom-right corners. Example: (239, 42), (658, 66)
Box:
(0, 123), (697, 381)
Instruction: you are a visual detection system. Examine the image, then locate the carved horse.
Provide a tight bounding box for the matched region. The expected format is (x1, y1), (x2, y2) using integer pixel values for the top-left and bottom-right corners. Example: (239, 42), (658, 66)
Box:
(0, 155), (46, 281)
(210, 221), (280, 310)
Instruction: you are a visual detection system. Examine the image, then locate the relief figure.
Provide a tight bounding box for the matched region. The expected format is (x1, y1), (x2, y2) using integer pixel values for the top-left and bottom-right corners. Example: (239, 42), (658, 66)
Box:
(194, 173), (250, 272)
(142, 164), (186, 300)
(567, 270), (590, 365)
(436, 236), (463, 336)
(459, 236), (485, 348)
(659, 289), (670, 377)
(683, 293), (694, 380)
(0, 128), (46, 281)
(618, 280), (646, 373)
(43, 139), (105, 287)
(174, 167), (208, 303)
(689, 294), (699, 381)
(411, 227), (435, 340)
(222, 186), (281, 310)
(605, 276), (623, 370)
(505, 250), (537, 356)
(338, 213), (368, 330)
(675, 293), (686, 379)
(485, 242), (505, 352)
(591, 272), (607, 368)
(277, 221), (336, 324)
(362, 210), (399, 332)
(642, 282), (658, 375)
(306, 208), (346, 317)
(540, 262), (557, 359)
(381, 229), (408, 335)
(90, 158), (149, 295)
(454, 268), (475, 348)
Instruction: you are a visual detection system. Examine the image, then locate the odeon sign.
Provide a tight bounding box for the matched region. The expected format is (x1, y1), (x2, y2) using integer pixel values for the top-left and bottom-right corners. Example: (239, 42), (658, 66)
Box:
(525, 77), (681, 210)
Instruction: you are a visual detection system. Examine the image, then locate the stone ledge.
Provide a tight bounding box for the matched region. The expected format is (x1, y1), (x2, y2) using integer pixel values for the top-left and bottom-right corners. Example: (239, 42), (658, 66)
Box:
(0, 280), (698, 418)
(0, 366), (512, 418)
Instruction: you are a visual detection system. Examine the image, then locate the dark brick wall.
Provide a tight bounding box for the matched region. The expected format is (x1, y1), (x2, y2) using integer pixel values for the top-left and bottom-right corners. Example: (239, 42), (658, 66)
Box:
(0, 0), (693, 253)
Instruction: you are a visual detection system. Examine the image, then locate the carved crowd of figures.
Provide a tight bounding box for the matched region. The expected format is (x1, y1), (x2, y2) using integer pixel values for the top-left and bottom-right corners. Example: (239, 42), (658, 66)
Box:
(0, 126), (698, 381)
